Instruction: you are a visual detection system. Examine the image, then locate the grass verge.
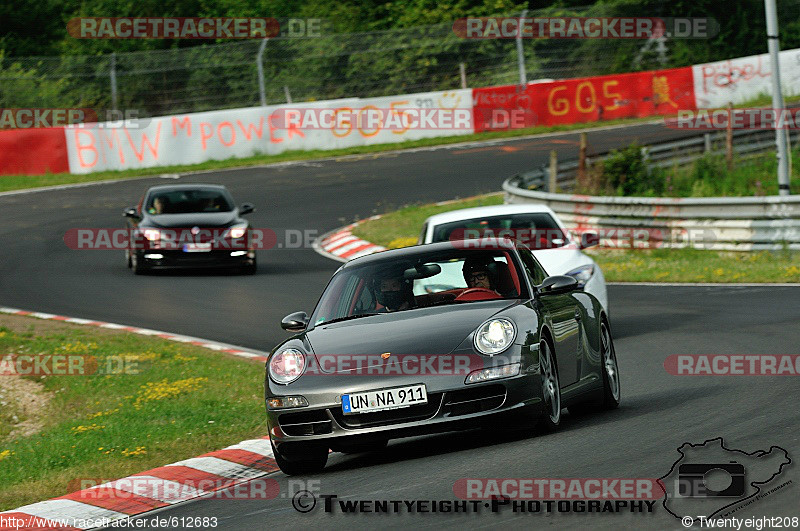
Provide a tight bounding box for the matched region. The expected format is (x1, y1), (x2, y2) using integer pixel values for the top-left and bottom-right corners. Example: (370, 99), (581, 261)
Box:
(350, 194), (800, 283)
(0, 314), (265, 511)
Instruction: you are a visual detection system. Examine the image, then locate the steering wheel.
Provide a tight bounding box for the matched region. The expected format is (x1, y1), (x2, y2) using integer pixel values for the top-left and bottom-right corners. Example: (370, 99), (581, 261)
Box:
(454, 288), (502, 301)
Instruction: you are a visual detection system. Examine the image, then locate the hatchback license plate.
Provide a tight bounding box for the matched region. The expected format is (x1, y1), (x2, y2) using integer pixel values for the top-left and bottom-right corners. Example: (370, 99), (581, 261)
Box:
(183, 243), (211, 252)
(342, 384), (427, 415)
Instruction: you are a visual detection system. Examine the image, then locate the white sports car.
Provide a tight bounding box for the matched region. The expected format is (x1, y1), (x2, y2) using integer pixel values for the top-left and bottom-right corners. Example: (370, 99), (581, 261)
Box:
(418, 204), (608, 311)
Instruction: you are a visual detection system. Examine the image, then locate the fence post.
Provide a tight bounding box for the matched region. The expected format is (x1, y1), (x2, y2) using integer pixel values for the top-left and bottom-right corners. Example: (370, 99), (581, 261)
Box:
(516, 9), (527, 86)
(110, 52), (118, 113)
(726, 101), (733, 170)
(459, 62), (467, 89)
(257, 38), (269, 106)
(704, 133), (712, 153)
(549, 150), (558, 192)
(284, 86), (293, 104)
(577, 132), (587, 189)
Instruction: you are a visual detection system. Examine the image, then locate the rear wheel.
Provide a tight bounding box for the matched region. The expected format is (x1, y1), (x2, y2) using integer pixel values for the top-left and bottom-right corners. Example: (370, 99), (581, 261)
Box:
(270, 439), (328, 476)
(537, 338), (561, 432)
(568, 319), (620, 415)
(599, 321), (621, 409)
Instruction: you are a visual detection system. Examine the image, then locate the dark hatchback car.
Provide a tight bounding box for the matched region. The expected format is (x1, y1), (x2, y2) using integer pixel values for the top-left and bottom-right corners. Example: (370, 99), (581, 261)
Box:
(123, 184), (256, 274)
(265, 239), (620, 475)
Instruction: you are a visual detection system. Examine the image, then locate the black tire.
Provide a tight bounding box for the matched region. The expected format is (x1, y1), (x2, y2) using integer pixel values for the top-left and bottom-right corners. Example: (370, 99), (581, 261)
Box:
(599, 320), (621, 410)
(125, 249), (132, 269)
(537, 337), (562, 432)
(270, 439), (328, 476)
(131, 252), (148, 275)
(241, 255), (257, 275)
(337, 439), (388, 454)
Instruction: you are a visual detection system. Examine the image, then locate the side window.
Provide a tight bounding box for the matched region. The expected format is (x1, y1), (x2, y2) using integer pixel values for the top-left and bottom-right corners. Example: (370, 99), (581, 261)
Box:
(518, 248), (547, 287)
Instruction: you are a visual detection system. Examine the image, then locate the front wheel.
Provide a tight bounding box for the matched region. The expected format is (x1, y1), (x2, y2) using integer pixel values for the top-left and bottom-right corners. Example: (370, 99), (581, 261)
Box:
(241, 255), (257, 275)
(270, 439), (328, 476)
(131, 252), (148, 275)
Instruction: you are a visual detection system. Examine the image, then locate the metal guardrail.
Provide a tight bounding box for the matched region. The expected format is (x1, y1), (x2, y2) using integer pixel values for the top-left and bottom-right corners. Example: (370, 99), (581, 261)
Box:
(515, 129), (800, 192)
(504, 131), (800, 251)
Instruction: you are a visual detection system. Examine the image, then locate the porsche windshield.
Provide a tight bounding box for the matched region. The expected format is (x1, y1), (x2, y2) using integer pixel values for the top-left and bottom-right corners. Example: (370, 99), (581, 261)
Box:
(310, 249), (526, 326)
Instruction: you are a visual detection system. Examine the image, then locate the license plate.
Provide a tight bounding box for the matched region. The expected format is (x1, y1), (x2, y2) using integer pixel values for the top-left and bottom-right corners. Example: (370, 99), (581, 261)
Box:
(183, 243), (211, 252)
(342, 384), (427, 415)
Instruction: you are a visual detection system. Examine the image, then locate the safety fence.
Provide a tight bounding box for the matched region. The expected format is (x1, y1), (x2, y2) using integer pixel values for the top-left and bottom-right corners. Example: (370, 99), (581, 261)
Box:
(2, 47), (800, 176)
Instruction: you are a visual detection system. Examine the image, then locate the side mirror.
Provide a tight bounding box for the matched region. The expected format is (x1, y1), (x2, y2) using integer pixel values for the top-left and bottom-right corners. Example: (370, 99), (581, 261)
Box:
(579, 231), (600, 250)
(239, 203), (255, 215)
(281, 311), (309, 332)
(123, 207), (140, 219)
(537, 275), (579, 296)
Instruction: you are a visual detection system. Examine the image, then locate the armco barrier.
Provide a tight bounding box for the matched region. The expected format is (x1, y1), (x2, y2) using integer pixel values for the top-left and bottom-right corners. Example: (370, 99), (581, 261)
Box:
(503, 178), (800, 251)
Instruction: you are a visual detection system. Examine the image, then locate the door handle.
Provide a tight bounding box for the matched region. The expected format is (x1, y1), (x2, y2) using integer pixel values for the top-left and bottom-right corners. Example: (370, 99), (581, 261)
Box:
(574, 309), (581, 321)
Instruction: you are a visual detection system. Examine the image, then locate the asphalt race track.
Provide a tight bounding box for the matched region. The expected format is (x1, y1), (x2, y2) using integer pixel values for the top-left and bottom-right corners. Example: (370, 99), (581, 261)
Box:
(0, 121), (715, 350)
(2, 122), (799, 529)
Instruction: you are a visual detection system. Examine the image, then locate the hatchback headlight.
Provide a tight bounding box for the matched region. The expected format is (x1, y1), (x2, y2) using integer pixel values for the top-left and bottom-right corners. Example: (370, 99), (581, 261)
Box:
(565, 264), (594, 288)
(474, 318), (516, 356)
(269, 348), (306, 384)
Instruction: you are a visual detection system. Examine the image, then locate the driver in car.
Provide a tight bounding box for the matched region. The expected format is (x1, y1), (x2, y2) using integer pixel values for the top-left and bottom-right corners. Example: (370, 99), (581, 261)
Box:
(374, 274), (414, 312)
(463, 256), (503, 295)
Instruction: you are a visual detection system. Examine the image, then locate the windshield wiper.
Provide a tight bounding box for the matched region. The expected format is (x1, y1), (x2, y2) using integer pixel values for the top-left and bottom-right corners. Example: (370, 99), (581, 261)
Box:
(319, 313), (381, 325)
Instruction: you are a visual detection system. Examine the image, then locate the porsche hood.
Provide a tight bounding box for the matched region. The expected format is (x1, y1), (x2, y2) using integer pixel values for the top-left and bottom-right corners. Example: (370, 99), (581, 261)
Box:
(305, 300), (519, 373)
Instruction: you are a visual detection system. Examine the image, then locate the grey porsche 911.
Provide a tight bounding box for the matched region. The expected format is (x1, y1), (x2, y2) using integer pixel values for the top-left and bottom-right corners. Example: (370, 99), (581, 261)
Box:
(264, 238), (620, 475)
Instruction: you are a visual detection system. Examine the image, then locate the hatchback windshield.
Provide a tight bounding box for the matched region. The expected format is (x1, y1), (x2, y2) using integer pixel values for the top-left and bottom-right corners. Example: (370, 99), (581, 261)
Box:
(146, 189), (233, 215)
(310, 249), (525, 326)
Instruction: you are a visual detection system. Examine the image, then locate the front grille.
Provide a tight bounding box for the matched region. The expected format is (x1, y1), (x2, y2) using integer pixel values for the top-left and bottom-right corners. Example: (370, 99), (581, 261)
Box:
(330, 393), (443, 429)
(278, 409), (333, 436)
(443, 384), (506, 416)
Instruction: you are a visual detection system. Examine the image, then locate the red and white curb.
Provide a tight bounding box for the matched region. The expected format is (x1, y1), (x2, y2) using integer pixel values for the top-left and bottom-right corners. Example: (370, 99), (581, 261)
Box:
(313, 216), (386, 263)
(0, 307), (270, 363)
(0, 437), (278, 530)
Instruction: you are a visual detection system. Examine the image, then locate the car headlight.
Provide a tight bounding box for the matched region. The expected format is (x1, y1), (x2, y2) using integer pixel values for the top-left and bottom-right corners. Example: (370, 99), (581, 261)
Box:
(565, 264), (594, 288)
(474, 318), (516, 356)
(227, 223), (248, 239)
(269, 348), (306, 384)
(142, 229), (160, 241)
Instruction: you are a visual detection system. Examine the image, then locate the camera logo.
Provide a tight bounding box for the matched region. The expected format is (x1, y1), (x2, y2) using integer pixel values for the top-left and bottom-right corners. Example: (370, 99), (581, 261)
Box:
(659, 438), (791, 523)
(677, 462), (745, 497)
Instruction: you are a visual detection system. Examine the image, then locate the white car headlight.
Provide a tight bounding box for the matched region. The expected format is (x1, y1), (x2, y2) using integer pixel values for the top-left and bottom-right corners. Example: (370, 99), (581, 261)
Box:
(474, 318), (516, 356)
(227, 223), (248, 239)
(269, 348), (306, 384)
(565, 264), (594, 288)
(142, 229), (161, 241)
